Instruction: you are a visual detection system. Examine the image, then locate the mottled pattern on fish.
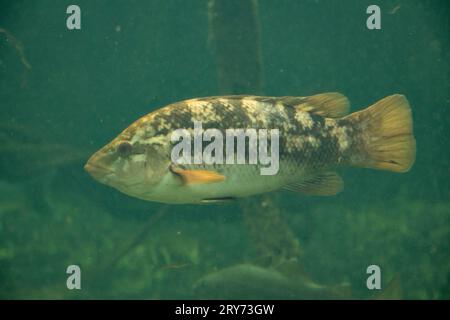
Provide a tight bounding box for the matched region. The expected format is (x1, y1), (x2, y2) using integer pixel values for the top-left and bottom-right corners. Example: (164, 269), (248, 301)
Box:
(116, 95), (353, 172)
(85, 93), (415, 204)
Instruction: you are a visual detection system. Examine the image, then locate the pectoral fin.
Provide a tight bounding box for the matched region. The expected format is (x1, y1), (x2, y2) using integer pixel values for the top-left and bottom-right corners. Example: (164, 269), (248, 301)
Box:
(283, 172), (343, 196)
(170, 164), (226, 185)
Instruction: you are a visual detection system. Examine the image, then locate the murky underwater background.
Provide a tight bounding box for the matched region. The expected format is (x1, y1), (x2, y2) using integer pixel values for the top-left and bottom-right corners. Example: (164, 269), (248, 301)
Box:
(0, 0), (449, 299)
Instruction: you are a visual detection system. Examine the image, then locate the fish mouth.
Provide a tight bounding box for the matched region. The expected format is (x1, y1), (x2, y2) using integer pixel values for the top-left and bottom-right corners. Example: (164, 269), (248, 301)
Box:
(84, 159), (114, 181)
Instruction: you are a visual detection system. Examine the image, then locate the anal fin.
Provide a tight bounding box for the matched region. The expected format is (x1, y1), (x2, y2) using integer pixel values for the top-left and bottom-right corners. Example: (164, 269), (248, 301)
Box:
(283, 172), (344, 196)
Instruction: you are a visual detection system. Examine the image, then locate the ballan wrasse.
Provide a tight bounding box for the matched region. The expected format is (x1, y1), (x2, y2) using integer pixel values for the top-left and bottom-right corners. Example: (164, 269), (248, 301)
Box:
(85, 93), (416, 204)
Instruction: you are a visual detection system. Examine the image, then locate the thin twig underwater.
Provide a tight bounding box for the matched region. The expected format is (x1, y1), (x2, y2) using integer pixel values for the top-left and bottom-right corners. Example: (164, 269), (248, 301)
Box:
(0, 27), (32, 87)
(0, 27), (32, 70)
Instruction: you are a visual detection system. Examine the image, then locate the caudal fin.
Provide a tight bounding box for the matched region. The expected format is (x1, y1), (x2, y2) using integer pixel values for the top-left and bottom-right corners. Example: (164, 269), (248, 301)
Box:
(344, 94), (416, 172)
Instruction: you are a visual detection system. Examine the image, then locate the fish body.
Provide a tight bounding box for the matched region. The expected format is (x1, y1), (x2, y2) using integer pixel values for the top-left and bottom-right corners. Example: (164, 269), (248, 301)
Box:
(193, 263), (349, 300)
(85, 93), (415, 204)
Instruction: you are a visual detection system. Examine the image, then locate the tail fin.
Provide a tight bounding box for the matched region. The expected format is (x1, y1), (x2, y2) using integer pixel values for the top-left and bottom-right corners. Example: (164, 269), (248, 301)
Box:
(344, 94), (416, 172)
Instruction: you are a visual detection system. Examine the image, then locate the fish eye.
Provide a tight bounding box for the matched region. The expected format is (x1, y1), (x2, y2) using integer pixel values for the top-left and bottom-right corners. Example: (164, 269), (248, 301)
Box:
(117, 141), (132, 157)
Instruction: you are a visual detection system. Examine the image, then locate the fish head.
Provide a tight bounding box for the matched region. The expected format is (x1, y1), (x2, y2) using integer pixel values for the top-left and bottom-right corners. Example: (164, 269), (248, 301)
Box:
(84, 133), (170, 199)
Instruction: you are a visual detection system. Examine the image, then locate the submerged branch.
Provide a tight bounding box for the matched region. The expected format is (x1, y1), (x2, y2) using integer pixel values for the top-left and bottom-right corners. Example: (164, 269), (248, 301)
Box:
(0, 27), (32, 70)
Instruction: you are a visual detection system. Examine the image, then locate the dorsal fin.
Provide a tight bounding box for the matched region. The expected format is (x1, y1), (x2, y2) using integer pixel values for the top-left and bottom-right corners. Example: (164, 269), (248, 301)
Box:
(283, 172), (344, 196)
(294, 92), (350, 118)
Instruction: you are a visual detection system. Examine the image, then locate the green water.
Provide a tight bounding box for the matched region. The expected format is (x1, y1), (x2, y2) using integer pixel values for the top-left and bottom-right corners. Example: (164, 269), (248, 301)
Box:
(0, 0), (449, 299)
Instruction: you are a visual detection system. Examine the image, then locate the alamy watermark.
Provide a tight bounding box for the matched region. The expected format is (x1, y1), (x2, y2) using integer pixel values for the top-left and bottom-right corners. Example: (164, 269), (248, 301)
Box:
(66, 265), (81, 290)
(170, 121), (280, 175)
(366, 264), (381, 290)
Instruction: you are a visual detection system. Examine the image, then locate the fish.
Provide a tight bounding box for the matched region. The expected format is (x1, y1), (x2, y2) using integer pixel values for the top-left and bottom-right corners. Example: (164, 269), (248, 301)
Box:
(193, 263), (350, 300)
(84, 93), (416, 204)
